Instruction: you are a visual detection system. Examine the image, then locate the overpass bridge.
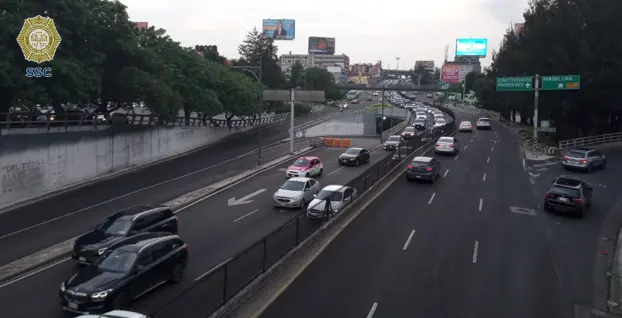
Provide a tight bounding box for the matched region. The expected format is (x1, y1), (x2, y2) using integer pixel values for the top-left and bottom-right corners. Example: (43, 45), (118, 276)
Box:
(382, 69), (412, 77)
(336, 83), (449, 92)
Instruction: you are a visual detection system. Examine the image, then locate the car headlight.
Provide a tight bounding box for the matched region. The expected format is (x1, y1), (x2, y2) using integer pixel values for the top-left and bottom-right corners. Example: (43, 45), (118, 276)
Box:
(91, 289), (112, 299)
(60, 282), (66, 292)
(97, 248), (107, 255)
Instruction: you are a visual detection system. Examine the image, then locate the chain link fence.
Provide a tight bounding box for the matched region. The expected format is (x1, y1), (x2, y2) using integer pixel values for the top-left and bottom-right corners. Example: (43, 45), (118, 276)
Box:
(146, 109), (457, 318)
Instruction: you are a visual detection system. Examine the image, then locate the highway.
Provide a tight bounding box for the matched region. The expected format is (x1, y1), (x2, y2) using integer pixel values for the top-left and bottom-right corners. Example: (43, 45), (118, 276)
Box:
(0, 96), (378, 267)
(0, 136), (391, 317)
(258, 108), (622, 318)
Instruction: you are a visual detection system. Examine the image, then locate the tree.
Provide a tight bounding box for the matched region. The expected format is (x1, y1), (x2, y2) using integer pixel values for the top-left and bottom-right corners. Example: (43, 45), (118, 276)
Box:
(237, 28), (284, 89)
(289, 62), (304, 89)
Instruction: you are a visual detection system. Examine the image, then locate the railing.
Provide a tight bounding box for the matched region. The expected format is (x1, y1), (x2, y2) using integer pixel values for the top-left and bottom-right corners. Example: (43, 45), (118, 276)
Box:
(559, 132), (622, 149)
(145, 110), (458, 318)
(381, 110), (412, 141)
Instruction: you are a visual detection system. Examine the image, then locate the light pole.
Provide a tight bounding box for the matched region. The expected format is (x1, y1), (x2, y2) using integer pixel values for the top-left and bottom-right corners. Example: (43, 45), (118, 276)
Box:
(395, 57), (400, 71)
(231, 58), (263, 166)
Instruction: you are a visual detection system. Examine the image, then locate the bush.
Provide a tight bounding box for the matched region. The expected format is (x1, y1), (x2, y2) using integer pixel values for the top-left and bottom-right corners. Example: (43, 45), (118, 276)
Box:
(271, 102), (312, 115)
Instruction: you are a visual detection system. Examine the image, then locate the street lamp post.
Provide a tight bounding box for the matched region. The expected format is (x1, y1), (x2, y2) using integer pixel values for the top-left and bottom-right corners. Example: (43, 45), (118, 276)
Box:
(231, 59), (263, 166)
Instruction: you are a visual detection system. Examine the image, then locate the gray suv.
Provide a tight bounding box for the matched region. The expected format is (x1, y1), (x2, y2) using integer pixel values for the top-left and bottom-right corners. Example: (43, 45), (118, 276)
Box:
(405, 156), (441, 183)
(544, 175), (592, 218)
(562, 148), (606, 172)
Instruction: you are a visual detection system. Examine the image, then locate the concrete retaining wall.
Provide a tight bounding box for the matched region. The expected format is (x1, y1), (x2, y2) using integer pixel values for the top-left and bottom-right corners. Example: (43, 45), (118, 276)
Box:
(0, 125), (251, 207)
(298, 113), (377, 138)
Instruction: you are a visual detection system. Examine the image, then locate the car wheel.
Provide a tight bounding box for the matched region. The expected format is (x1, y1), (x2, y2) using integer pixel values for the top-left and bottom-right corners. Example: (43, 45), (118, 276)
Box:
(318, 168), (323, 176)
(299, 199), (306, 209)
(577, 207), (586, 218)
(170, 263), (185, 283)
(431, 175), (435, 184)
(588, 164), (593, 173)
(543, 202), (550, 212)
(355, 159), (359, 166)
(601, 160), (607, 168)
(110, 291), (130, 310)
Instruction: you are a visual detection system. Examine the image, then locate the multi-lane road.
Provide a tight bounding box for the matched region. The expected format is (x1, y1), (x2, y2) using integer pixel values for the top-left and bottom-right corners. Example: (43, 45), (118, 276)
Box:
(258, 107), (622, 318)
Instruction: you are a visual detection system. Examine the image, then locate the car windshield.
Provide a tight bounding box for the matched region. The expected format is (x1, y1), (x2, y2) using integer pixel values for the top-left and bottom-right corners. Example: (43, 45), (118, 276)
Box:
(566, 150), (587, 158)
(549, 185), (580, 198)
(411, 161), (429, 167)
(387, 136), (401, 142)
(97, 249), (138, 273)
(292, 159), (310, 167)
(438, 137), (453, 143)
(478, 118), (491, 122)
(461, 121), (471, 125)
(404, 127), (414, 133)
(316, 190), (344, 201)
(96, 217), (132, 236)
(280, 180), (305, 191)
(344, 148), (360, 155)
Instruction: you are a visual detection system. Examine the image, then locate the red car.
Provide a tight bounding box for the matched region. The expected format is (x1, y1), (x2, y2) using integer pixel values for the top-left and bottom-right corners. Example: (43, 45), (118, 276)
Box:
(285, 156), (324, 178)
(401, 126), (416, 139)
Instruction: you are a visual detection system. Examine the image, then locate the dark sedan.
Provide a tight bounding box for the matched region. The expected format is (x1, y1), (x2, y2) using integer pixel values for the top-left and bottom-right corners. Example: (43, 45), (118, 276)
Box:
(338, 147), (371, 166)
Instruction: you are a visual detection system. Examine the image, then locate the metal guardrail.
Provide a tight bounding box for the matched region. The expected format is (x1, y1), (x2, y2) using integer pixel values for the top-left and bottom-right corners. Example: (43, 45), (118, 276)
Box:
(382, 110), (412, 141)
(559, 132), (622, 149)
(146, 117), (457, 318)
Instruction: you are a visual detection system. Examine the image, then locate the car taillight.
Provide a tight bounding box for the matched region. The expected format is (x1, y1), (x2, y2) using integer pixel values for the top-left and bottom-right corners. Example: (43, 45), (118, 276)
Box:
(449, 144), (454, 147)
(426, 167), (432, 171)
(436, 144), (440, 147)
(183, 243), (188, 250)
(175, 215), (179, 220)
(563, 156), (568, 160)
(581, 160), (588, 164)
(573, 198), (582, 204)
(545, 193), (553, 198)
(407, 165), (413, 169)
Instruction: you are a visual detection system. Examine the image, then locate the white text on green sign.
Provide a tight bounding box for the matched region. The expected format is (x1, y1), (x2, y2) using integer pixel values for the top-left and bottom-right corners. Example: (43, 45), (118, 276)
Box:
(496, 77), (533, 90)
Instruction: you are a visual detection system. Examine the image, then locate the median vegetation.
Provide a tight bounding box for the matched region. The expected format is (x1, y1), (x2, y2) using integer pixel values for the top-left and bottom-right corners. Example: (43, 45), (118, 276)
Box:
(465, 0), (622, 140)
(2, 0), (342, 124)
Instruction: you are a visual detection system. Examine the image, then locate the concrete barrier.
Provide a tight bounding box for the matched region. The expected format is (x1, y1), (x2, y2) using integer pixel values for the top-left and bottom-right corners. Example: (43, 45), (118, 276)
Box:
(0, 125), (254, 208)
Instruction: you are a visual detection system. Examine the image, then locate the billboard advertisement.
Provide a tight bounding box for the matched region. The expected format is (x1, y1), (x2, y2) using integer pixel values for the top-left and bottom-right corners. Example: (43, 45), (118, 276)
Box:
(441, 64), (460, 83)
(415, 60), (435, 70)
(514, 23), (524, 34)
(308, 37), (335, 54)
(455, 38), (488, 57)
(134, 22), (148, 30)
(262, 19), (295, 40)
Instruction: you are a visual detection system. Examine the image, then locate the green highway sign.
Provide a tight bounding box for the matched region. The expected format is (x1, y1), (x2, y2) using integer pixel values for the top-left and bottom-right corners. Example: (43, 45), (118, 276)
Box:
(496, 76), (533, 91)
(540, 75), (580, 90)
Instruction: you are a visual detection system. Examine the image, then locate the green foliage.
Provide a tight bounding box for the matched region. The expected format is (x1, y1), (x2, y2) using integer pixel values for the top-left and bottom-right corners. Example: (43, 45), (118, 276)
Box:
(474, 0), (622, 139)
(1, 0), (266, 125)
(271, 102), (312, 115)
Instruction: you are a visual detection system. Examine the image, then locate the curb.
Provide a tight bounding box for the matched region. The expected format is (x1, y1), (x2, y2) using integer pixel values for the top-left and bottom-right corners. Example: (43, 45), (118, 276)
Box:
(0, 146), (316, 286)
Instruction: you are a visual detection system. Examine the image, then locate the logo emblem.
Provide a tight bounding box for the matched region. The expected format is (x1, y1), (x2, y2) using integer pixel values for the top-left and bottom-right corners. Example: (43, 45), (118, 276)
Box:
(16, 15), (62, 64)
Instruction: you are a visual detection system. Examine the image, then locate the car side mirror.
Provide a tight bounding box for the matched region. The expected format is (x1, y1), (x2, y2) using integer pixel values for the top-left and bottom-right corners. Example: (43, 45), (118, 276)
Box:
(313, 194), (317, 198)
(305, 188), (310, 192)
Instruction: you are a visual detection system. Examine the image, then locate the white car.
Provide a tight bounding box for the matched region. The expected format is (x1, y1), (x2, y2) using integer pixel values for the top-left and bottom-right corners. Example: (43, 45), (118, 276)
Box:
(273, 177), (320, 209)
(476, 117), (492, 130)
(77, 310), (149, 318)
(459, 121), (473, 132)
(435, 136), (460, 155)
(415, 115), (427, 121)
(306, 185), (357, 219)
(433, 119), (447, 128)
(433, 114), (445, 121)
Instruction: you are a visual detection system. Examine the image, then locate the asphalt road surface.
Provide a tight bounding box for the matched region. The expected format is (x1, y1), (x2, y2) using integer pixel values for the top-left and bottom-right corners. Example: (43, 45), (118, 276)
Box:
(0, 138), (390, 318)
(259, 109), (615, 318)
(0, 97), (379, 267)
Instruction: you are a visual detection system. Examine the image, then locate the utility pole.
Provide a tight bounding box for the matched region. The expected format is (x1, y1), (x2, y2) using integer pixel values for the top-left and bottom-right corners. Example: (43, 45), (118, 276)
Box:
(395, 57), (400, 71)
(533, 74), (540, 147)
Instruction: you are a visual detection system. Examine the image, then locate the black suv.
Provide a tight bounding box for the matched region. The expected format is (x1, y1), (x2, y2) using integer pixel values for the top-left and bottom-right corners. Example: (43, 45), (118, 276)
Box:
(73, 205), (178, 265)
(544, 175), (593, 217)
(338, 147), (371, 166)
(60, 232), (188, 314)
(405, 156), (441, 183)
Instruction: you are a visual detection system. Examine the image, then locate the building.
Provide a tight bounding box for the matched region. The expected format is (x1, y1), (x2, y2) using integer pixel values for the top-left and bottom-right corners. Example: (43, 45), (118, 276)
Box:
(349, 61), (382, 78)
(279, 53), (350, 74)
(443, 61), (481, 82)
(414, 61), (435, 73)
(325, 66), (348, 84)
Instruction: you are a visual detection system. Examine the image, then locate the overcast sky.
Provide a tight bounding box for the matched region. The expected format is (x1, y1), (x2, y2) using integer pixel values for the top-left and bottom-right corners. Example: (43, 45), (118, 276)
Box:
(119, 0), (529, 69)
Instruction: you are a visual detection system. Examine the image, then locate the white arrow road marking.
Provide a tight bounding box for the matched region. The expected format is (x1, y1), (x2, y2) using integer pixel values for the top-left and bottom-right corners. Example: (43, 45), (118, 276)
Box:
(228, 189), (267, 206)
(510, 206), (537, 216)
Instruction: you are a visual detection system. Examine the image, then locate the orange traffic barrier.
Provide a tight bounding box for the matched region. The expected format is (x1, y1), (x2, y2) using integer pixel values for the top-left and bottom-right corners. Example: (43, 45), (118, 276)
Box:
(333, 138), (343, 147)
(324, 138), (334, 146)
(342, 139), (351, 147)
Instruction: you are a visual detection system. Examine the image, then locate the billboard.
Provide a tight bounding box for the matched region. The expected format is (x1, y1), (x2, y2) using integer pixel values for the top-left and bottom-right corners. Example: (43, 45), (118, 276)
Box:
(308, 37), (335, 54)
(514, 23), (524, 34)
(455, 38), (488, 57)
(415, 60), (435, 70)
(262, 19), (295, 40)
(134, 22), (148, 30)
(441, 64), (460, 83)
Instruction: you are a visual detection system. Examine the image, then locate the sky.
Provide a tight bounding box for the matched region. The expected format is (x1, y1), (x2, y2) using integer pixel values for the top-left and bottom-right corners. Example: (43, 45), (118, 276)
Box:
(119, 0), (530, 69)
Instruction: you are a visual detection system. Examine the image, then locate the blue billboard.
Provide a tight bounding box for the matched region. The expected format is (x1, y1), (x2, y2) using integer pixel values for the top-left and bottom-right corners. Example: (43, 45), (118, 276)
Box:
(455, 38), (488, 57)
(262, 19), (296, 40)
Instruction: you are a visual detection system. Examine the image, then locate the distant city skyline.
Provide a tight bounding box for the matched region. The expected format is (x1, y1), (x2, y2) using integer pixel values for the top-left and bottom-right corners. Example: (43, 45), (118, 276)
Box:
(120, 0), (529, 69)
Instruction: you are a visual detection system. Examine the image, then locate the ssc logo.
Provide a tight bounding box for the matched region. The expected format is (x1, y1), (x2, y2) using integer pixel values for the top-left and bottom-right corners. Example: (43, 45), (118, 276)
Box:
(16, 15), (62, 64)
(26, 67), (52, 78)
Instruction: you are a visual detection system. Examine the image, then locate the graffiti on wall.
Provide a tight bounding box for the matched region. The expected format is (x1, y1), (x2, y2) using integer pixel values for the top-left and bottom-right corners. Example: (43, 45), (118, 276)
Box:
(2, 159), (45, 194)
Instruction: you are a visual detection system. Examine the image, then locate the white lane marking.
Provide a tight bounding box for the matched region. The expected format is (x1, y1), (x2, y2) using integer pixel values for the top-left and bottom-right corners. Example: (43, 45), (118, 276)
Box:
(0, 257), (70, 288)
(428, 193), (436, 205)
(194, 257), (233, 281)
(327, 166), (346, 176)
(470, 139), (474, 143)
(443, 170), (449, 178)
(402, 230), (416, 250)
(228, 189), (266, 206)
(486, 157), (490, 163)
(522, 158), (526, 171)
(478, 198), (483, 211)
(482, 173), (486, 182)
(472, 241), (479, 263)
(367, 303), (379, 318)
(491, 147), (494, 152)
(233, 209), (259, 222)
(510, 206), (537, 216)
(464, 145), (468, 150)
(454, 154), (460, 160)
(0, 142), (312, 240)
